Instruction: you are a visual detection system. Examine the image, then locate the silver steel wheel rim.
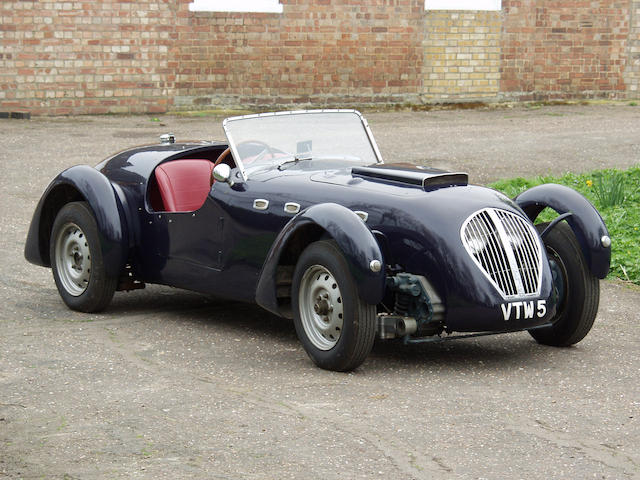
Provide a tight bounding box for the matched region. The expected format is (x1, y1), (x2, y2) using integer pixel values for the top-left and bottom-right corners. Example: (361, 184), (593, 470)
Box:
(54, 222), (92, 296)
(298, 264), (344, 351)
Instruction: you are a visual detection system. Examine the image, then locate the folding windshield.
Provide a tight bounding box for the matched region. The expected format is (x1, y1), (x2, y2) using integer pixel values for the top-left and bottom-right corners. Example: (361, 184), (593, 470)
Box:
(223, 110), (383, 180)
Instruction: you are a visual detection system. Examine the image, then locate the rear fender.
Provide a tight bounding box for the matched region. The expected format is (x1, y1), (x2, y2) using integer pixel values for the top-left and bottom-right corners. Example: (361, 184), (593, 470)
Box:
(515, 184), (610, 278)
(24, 165), (128, 278)
(256, 203), (385, 317)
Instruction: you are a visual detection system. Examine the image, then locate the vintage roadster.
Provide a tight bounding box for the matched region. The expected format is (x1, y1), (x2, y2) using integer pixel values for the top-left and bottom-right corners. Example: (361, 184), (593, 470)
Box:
(25, 110), (611, 371)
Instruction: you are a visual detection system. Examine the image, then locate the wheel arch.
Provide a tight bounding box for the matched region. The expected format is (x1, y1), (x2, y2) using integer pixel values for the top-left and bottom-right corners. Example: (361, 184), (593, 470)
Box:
(24, 165), (129, 278)
(255, 203), (386, 318)
(514, 183), (610, 279)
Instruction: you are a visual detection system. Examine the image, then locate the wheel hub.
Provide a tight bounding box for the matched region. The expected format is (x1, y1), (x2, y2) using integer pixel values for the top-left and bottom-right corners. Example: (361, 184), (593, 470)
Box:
(72, 250), (83, 270)
(313, 293), (333, 317)
(54, 222), (92, 297)
(299, 265), (344, 350)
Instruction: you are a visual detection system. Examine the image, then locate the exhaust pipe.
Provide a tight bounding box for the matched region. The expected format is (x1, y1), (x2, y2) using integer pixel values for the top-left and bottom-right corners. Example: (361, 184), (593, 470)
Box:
(377, 314), (418, 339)
(396, 316), (417, 336)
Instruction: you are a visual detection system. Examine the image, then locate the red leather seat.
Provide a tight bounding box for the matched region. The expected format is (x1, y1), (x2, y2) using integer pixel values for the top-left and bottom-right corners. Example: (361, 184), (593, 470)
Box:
(154, 159), (215, 212)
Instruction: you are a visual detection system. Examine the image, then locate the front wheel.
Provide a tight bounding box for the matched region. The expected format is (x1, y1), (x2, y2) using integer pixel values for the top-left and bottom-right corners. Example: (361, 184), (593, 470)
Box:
(529, 222), (600, 346)
(50, 201), (117, 312)
(292, 240), (376, 371)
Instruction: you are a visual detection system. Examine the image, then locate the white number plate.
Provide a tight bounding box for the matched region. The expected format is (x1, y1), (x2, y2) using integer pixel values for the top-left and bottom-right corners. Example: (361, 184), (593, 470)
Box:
(501, 300), (547, 321)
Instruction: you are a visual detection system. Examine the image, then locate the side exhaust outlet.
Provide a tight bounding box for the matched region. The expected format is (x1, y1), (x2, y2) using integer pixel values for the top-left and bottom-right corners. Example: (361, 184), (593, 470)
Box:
(377, 314), (418, 339)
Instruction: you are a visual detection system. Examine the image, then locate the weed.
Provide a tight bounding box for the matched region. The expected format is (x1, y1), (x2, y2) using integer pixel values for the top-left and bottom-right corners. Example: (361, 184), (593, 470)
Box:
(57, 416), (67, 431)
(592, 171), (627, 207)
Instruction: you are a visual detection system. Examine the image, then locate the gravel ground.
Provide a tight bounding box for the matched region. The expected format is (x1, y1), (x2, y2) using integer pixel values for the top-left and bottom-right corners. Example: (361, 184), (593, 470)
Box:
(1, 104), (639, 479)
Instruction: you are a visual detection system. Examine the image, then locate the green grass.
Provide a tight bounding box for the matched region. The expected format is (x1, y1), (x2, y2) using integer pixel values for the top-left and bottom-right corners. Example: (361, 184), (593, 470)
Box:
(489, 165), (640, 285)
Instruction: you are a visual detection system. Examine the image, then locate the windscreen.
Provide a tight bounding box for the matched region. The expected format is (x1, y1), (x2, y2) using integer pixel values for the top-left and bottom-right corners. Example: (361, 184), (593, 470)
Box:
(223, 111), (381, 177)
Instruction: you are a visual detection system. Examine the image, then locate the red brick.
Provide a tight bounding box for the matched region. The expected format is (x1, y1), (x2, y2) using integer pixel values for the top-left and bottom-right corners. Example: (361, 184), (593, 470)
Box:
(0, 0), (637, 115)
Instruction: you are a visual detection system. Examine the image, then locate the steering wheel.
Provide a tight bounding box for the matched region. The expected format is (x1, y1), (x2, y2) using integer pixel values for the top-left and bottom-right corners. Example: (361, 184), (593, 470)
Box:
(210, 147), (232, 186)
(236, 140), (284, 165)
(214, 147), (231, 168)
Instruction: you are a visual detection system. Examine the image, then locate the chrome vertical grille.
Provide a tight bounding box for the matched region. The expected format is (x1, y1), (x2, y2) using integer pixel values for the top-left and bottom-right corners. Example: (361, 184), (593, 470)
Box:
(461, 208), (543, 299)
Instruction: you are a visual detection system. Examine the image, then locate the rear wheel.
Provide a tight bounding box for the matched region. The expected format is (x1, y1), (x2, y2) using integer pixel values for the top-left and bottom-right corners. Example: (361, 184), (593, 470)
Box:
(50, 201), (117, 312)
(292, 240), (376, 371)
(529, 222), (599, 346)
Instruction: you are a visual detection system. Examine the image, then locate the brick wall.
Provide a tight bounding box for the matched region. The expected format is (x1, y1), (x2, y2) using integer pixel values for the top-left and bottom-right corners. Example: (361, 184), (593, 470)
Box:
(0, 0), (638, 115)
(501, 0), (634, 100)
(176, 0), (426, 109)
(422, 11), (501, 100)
(0, 0), (176, 115)
(624, 1), (640, 94)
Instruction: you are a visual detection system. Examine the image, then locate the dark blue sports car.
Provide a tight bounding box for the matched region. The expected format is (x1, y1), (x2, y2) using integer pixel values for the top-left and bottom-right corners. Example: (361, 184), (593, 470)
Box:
(25, 110), (611, 371)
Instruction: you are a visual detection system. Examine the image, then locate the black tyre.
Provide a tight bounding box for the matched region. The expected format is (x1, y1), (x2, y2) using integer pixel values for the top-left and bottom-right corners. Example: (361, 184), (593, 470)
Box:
(529, 222), (599, 346)
(292, 240), (376, 371)
(50, 201), (117, 312)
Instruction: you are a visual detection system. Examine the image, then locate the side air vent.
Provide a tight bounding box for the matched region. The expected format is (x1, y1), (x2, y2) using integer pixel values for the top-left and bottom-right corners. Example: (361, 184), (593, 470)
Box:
(461, 208), (543, 299)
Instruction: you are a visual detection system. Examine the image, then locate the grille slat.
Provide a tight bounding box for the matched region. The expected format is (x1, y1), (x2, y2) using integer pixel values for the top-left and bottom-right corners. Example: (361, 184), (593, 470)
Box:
(477, 212), (515, 295)
(461, 208), (543, 299)
(511, 214), (540, 293)
(468, 216), (496, 284)
(501, 212), (534, 292)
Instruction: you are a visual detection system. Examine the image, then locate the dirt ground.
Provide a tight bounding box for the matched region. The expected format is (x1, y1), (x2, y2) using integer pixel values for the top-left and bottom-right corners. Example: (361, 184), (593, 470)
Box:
(1, 104), (639, 479)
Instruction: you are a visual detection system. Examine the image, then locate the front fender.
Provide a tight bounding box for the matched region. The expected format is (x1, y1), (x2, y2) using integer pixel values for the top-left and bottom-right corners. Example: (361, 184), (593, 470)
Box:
(256, 203), (385, 317)
(24, 165), (128, 278)
(515, 183), (610, 278)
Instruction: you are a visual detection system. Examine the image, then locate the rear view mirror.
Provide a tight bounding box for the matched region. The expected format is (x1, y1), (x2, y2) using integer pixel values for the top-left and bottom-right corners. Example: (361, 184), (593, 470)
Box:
(213, 163), (234, 186)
